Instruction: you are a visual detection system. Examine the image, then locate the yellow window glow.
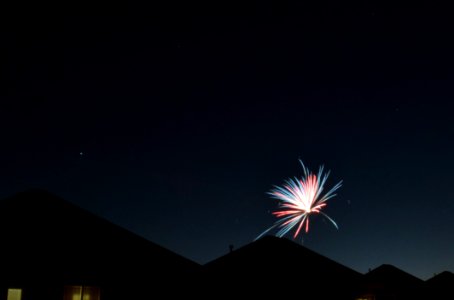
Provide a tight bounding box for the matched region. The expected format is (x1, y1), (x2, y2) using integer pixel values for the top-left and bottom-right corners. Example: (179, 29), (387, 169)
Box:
(83, 286), (100, 300)
(64, 286), (82, 300)
(7, 289), (22, 300)
(64, 286), (100, 300)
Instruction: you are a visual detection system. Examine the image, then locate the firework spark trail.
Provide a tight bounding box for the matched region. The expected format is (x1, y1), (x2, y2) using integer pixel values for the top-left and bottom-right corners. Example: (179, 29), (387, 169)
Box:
(257, 160), (342, 241)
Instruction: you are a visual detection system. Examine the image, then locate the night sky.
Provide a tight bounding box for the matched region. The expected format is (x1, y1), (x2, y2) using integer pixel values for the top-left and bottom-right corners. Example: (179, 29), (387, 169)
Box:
(2, 2), (454, 279)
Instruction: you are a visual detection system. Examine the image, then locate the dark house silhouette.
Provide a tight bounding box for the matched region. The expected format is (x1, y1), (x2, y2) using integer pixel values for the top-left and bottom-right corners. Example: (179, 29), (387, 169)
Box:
(1, 189), (452, 300)
(357, 264), (424, 300)
(425, 271), (454, 298)
(0, 189), (199, 300)
(204, 235), (362, 299)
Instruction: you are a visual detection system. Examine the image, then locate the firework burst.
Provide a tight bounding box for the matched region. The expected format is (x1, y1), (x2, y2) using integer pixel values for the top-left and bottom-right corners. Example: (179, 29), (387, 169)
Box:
(257, 160), (342, 241)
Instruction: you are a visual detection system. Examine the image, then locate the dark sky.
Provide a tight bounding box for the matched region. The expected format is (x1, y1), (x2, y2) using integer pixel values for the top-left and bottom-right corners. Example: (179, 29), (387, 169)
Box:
(2, 1), (454, 279)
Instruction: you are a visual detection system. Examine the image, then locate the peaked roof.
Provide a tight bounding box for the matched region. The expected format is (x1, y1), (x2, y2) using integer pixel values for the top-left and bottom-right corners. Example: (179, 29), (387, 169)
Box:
(206, 235), (361, 280)
(423, 271), (454, 298)
(204, 236), (362, 298)
(364, 264), (423, 288)
(426, 271), (454, 286)
(0, 189), (199, 283)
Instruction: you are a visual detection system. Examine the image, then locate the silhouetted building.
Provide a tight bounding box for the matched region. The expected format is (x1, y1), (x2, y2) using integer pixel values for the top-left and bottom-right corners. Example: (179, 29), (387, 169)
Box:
(356, 264), (423, 300)
(1, 189), (452, 300)
(205, 236), (362, 299)
(0, 189), (199, 300)
(425, 271), (454, 298)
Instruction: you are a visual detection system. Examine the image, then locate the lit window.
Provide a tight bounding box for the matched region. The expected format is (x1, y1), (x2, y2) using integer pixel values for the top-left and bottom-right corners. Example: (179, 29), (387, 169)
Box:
(7, 289), (22, 300)
(82, 286), (100, 300)
(356, 296), (375, 300)
(64, 286), (100, 300)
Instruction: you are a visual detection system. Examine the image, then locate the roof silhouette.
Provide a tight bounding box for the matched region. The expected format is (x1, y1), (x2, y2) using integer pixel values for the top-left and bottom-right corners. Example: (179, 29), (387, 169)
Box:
(365, 264), (423, 287)
(207, 235), (359, 273)
(359, 264), (424, 299)
(1, 189), (451, 299)
(426, 270), (454, 295)
(205, 235), (361, 298)
(0, 189), (199, 285)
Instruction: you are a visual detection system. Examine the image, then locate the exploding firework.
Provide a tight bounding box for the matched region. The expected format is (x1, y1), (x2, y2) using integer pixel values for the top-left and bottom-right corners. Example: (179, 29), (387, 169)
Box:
(257, 160), (342, 240)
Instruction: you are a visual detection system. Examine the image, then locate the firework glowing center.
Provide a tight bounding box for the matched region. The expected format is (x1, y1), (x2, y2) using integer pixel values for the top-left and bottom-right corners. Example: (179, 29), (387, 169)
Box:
(257, 160), (342, 241)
